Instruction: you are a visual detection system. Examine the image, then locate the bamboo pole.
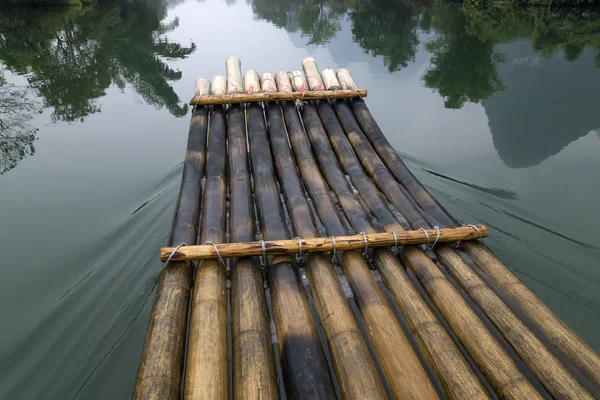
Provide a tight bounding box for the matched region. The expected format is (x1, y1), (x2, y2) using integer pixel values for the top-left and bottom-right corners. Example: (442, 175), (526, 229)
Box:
(226, 59), (278, 400)
(244, 72), (335, 399)
(338, 68), (600, 392)
(464, 240), (600, 390)
(307, 68), (492, 399)
(134, 79), (211, 400)
(160, 226), (488, 261)
(328, 69), (593, 398)
(283, 70), (439, 399)
(302, 66), (545, 399)
(261, 73), (386, 399)
(188, 89), (367, 106)
(184, 76), (229, 400)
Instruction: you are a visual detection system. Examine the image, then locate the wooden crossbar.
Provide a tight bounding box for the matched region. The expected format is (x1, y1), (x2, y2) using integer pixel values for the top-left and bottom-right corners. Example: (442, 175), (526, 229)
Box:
(160, 225), (487, 262)
(189, 89), (367, 106)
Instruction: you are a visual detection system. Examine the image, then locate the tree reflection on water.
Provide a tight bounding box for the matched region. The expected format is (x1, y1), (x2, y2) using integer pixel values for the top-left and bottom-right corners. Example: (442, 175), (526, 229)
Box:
(0, 0), (195, 172)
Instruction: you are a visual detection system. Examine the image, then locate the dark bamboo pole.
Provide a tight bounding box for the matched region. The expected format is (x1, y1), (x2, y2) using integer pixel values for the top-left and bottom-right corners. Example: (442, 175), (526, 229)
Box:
(134, 79), (211, 400)
(184, 76), (229, 399)
(244, 71), (335, 399)
(337, 68), (600, 392)
(308, 68), (492, 399)
(283, 71), (439, 399)
(300, 67), (542, 399)
(260, 73), (387, 400)
(337, 69), (456, 228)
(227, 59), (278, 400)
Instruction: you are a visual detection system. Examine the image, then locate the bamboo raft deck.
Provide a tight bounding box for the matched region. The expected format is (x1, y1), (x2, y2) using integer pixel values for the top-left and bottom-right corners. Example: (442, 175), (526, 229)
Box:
(134, 57), (600, 400)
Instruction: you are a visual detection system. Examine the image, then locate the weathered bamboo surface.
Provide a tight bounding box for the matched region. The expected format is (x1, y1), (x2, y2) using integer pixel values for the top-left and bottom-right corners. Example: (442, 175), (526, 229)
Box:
(262, 75), (387, 398)
(160, 225), (488, 261)
(227, 56), (278, 400)
(337, 68), (600, 393)
(134, 80), (210, 400)
(326, 69), (594, 398)
(189, 89), (367, 105)
(286, 71), (440, 399)
(137, 57), (600, 400)
(184, 79), (229, 399)
(244, 73), (336, 398)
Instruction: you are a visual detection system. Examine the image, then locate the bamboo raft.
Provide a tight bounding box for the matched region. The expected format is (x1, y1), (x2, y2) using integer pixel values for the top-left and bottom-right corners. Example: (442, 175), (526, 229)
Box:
(134, 57), (600, 400)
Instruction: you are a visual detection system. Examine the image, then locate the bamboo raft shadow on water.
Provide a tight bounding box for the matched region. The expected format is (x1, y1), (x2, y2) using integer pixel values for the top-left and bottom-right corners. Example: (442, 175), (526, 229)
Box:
(133, 56), (600, 400)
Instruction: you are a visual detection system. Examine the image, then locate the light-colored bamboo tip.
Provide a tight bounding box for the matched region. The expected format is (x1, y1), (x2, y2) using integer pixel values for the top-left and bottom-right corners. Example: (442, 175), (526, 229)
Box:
(226, 56), (243, 94)
(211, 75), (227, 96)
(244, 70), (260, 93)
(194, 78), (211, 97)
(336, 68), (358, 91)
(260, 73), (277, 93)
(290, 70), (308, 92)
(275, 71), (293, 93)
(301, 56), (316, 67)
(321, 69), (341, 91)
(302, 57), (324, 90)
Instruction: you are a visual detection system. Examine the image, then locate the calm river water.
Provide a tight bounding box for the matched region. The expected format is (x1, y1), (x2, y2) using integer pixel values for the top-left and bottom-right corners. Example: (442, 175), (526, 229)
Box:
(1, 0), (599, 398)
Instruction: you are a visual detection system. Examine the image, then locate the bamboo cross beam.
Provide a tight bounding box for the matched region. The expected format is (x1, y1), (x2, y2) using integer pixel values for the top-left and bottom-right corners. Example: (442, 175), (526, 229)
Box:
(161, 225), (487, 262)
(188, 89), (367, 106)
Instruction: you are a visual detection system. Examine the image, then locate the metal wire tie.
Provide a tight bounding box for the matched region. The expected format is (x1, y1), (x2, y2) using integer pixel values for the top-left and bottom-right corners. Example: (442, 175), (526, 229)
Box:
(205, 241), (226, 268)
(164, 242), (188, 265)
(389, 230), (399, 253)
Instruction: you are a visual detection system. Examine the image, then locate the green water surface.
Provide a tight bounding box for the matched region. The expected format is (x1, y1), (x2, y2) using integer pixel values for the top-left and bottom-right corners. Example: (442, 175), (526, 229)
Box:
(0, 0), (599, 398)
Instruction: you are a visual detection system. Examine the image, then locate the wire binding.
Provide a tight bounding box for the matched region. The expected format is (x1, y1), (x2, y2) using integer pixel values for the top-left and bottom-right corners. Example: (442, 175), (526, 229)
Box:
(260, 239), (267, 267)
(389, 230), (399, 253)
(419, 228), (430, 248)
(330, 236), (337, 263)
(464, 224), (483, 240)
(359, 232), (369, 255)
(205, 241), (226, 268)
(295, 236), (304, 264)
(431, 226), (441, 249)
(164, 242), (187, 265)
